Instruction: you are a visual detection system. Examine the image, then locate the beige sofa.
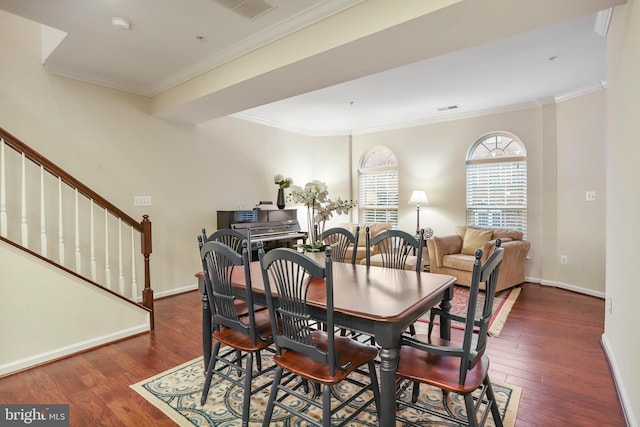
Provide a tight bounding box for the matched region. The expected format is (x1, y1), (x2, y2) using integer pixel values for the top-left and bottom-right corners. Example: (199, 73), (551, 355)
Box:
(341, 223), (393, 264)
(427, 225), (530, 293)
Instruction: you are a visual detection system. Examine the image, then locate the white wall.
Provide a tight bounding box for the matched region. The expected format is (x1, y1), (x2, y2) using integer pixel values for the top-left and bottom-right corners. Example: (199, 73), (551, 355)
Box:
(605, 2), (640, 425)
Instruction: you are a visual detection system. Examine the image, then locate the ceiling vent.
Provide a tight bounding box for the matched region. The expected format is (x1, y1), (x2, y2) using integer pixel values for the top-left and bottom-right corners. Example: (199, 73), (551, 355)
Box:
(437, 105), (460, 112)
(214, 0), (275, 19)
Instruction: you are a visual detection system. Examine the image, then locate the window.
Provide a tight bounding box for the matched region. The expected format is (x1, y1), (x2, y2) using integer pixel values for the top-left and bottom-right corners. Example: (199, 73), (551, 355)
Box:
(358, 146), (398, 227)
(466, 132), (527, 236)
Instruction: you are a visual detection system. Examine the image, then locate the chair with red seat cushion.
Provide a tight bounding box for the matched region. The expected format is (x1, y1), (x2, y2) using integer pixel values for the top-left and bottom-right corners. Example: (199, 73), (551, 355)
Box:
(198, 239), (276, 427)
(395, 245), (505, 427)
(259, 246), (380, 427)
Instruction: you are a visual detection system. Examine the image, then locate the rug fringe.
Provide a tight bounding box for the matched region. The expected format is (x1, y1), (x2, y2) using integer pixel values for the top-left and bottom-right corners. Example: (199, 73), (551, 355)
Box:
(488, 287), (521, 337)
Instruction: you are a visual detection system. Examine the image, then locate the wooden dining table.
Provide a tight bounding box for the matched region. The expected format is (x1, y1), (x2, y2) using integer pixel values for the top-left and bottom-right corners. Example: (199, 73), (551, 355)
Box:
(198, 257), (456, 427)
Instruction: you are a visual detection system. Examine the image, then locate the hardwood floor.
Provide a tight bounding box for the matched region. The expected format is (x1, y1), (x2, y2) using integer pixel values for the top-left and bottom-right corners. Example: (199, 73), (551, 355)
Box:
(0, 283), (627, 426)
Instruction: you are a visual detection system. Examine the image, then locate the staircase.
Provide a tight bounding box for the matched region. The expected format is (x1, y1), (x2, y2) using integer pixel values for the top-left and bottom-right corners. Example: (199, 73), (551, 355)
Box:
(0, 127), (154, 375)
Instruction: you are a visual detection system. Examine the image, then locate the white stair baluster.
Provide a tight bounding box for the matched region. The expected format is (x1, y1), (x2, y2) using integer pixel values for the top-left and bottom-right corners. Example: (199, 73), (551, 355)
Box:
(90, 201), (96, 281)
(118, 219), (125, 295)
(21, 153), (28, 246)
(0, 139), (7, 238)
(58, 178), (64, 265)
(104, 209), (111, 289)
(130, 225), (138, 301)
(75, 189), (81, 273)
(40, 166), (47, 256)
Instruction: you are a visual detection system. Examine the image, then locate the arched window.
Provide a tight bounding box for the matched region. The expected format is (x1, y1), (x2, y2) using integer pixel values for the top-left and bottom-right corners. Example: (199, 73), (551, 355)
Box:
(358, 146), (398, 226)
(466, 132), (527, 236)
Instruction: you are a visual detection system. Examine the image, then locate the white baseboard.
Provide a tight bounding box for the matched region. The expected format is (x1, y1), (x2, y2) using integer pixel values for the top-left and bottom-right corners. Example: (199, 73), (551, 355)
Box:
(525, 276), (605, 299)
(0, 324), (149, 377)
(601, 334), (637, 427)
(154, 283), (199, 299)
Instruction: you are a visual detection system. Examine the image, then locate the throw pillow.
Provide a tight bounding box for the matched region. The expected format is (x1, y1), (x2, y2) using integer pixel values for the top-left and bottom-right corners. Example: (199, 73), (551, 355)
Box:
(461, 228), (493, 255)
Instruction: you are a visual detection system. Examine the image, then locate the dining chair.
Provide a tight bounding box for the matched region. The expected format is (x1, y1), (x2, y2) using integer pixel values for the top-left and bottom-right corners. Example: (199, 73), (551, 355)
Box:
(395, 245), (505, 427)
(198, 239), (276, 427)
(426, 239), (503, 340)
(320, 226), (359, 264)
(365, 227), (425, 337)
(202, 227), (249, 254)
(199, 229), (260, 371)
(365, 227), (425, 272)
(258, 246), (381, 427)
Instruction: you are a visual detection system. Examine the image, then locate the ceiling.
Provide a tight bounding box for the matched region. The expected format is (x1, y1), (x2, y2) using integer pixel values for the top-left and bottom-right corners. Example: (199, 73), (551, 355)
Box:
(0, 0), (621, 135)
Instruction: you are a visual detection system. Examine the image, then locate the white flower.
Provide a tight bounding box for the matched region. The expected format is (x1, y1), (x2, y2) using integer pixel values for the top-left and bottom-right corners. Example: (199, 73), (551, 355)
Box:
(288, 180), (356, 243)
(274, 174), (293, 189)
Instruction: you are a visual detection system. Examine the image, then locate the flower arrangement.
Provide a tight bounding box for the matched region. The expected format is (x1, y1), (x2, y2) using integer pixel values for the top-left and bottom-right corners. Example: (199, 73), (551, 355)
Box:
(273, 174), (293, 189)
(288, 180), (356, 251)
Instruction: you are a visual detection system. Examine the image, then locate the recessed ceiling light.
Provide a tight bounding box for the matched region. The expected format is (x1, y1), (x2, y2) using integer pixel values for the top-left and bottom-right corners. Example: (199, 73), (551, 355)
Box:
(112, 16), (131, 31)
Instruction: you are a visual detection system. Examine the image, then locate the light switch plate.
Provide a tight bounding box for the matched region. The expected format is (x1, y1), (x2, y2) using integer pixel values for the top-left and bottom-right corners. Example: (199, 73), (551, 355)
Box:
(134, 196), (152, 206)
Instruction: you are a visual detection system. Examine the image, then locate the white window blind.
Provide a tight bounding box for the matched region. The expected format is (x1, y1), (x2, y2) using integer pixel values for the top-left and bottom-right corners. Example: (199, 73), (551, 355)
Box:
(358, 147), (399, 227)
(466, 133), (527, 236)
(359, 169), (399, 225)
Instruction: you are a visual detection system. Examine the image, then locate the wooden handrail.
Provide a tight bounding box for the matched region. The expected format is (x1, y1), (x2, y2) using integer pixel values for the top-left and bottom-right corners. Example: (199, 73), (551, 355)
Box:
(0, 127), (142, 232)
(0, 126), (154, 329)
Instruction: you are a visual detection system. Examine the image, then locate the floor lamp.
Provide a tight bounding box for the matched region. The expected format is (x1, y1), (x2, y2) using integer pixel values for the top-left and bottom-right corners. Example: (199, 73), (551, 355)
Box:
(408, 190), (429, 235)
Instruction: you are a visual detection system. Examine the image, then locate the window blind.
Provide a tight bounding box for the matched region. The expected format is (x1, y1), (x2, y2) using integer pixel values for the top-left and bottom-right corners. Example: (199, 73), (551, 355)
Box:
(466, 160), (527, 236)
(359, 169), (399, 226)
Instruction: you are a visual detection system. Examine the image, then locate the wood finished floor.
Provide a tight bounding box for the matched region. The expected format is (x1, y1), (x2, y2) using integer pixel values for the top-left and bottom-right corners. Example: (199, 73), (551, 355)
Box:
(0, 283), (626, 426)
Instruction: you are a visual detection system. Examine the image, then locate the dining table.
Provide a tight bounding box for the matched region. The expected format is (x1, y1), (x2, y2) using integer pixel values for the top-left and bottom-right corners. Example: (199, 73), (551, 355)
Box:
(198, 256), (456, 427)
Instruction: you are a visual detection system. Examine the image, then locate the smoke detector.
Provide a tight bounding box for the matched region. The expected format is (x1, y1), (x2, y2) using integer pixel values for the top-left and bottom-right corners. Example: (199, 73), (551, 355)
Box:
(112, 16), (131, 30)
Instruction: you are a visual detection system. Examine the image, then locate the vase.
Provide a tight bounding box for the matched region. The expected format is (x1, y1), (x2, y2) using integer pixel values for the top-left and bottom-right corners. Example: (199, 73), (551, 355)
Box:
(276, 188), (285, 209)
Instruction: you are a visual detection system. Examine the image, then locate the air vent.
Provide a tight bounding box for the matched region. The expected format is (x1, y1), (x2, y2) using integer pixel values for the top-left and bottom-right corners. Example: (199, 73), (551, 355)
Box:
(214, 0), (274, 19)
(437, 105), (460, 112)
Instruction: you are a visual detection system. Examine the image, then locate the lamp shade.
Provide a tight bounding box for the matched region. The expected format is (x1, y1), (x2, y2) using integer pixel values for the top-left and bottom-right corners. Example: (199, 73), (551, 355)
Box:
(408, 190), (429, 205)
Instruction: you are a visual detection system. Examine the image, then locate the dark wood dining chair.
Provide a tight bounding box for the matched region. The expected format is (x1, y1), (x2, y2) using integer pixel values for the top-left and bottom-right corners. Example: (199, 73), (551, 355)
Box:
(320, 226), (359, 264)
(395, 245), (505, 427)
(365, 227), (425, 272)
(202, 227), (248, 254)
(365, 227), (425, 338)
(199, 228), (266, 370)
(426, 239), (503, 339)
(258, 246), (381, 427)
(198, 239), (276, 427)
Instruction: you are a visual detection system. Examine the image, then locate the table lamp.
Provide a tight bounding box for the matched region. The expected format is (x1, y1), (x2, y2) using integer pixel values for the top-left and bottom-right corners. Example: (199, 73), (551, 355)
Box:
(408, 190), (429, 235)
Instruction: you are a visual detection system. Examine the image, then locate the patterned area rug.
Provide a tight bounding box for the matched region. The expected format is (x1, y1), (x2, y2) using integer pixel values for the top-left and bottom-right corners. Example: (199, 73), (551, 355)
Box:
(415, 285), (521, 337)
(131, 354), (521, 426)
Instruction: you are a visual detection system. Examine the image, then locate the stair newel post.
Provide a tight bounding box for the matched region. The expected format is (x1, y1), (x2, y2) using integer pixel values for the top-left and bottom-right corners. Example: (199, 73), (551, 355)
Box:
(141, 215), (154, 330)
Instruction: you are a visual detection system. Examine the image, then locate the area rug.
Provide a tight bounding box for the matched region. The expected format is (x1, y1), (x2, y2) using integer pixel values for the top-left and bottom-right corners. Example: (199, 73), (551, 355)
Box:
(415, 285), (521, 337)
(131, 355), (521, 426)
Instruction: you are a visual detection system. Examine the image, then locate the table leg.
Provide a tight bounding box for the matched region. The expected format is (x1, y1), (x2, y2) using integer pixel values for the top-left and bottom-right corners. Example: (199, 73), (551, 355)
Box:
(202, 290), (212, 371)
(439, 286), (454, 340)
(378, 346), (399, 427)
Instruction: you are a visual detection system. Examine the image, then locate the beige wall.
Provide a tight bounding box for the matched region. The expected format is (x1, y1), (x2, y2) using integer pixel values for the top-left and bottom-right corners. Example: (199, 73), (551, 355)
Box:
(0, 241), (149, 375)
(556, 91), (607, 293)
(0, 7), (608, 298)
(606, 1), (640, 425)
(3, 7), (636, 422)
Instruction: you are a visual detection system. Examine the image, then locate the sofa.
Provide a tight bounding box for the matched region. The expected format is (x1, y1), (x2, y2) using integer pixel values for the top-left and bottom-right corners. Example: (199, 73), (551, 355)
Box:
(427, 225), (530, 293)
(341, 222), (393, 264)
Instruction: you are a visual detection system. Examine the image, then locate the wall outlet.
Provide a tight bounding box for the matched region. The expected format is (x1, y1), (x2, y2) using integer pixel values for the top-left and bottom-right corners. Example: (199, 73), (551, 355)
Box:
(586, 191), (597, 202)
(607, 297), (613, 314)
(560, 255), (568, 265)
(134, 196), (152, 207)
